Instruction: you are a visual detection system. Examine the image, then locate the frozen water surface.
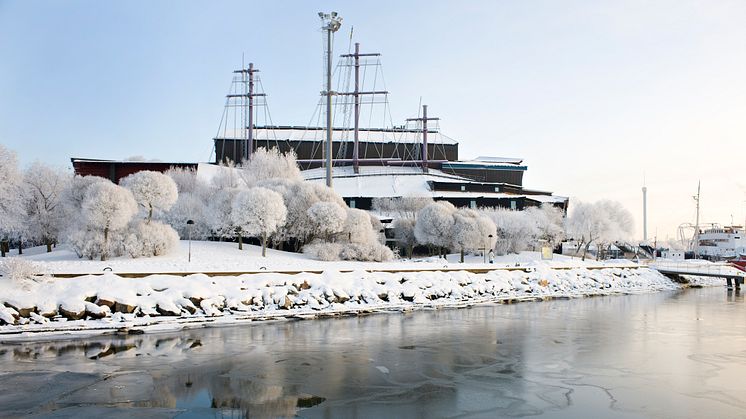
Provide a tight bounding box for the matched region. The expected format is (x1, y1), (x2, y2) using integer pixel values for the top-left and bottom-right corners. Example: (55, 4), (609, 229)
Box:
(2, 287), (746, 418)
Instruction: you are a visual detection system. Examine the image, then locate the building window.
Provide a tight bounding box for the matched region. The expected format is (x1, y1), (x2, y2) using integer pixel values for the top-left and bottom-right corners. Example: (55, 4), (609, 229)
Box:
(349, 199), (356, 208)
(510, 200), (516, 210)
(470, 200), (476, 209)
(460, 185), (466, 191)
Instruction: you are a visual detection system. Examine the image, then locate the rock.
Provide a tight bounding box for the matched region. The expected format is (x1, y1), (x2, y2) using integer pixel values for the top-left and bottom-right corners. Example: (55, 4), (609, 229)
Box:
(188, 297), (203, 307)
(6, 304), (35, 318)
(39, 308), (58, 318)
(84, 302), (109, 319)
(538, 279), (549, 287)
(95, 298), (115, 308)
(280, 296), (293, 309)
(241, 297), (254, 306)
(300, 280), (311, 290)
(114, 302), (137, 314)
(156, 305), (180, 317)
(377, 293), (389, 301)
(333, 290), (350, 303)
(59, 305), (86, 320)
(182, 304), (197, 315)
(84, 296), (97, 303)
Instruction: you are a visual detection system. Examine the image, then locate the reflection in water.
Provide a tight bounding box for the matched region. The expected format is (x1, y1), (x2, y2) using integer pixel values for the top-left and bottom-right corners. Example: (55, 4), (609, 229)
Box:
(2, 287), (746, 418)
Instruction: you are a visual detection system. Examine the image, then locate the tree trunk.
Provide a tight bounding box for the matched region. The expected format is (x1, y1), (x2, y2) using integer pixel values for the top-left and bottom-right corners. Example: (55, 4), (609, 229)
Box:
(101, 228), (109, 261)
(238, 235), (243, 250)
(460, 249), (464, 263)
(46, 240), (52, 253)
(261, 233), (267, 257)
(18, 241), (22, 255)
(148, 205), (153, 223)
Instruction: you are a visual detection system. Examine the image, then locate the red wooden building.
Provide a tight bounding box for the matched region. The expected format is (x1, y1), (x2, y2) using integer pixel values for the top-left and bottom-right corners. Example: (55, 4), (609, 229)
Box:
(71, 158), (198, 184)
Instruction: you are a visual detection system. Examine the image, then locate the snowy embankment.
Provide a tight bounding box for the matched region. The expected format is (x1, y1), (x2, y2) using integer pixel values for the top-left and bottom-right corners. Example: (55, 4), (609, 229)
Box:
(0, 241), (713, 339)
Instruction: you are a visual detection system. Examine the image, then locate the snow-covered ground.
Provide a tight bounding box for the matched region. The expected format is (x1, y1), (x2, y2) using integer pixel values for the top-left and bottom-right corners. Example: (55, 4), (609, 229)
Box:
(0, 241), (723, 340)
(9, 240), (630, 275)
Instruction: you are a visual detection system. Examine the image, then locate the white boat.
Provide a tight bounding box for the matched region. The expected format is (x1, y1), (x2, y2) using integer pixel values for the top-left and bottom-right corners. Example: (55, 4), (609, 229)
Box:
(696, 225), (746, 260)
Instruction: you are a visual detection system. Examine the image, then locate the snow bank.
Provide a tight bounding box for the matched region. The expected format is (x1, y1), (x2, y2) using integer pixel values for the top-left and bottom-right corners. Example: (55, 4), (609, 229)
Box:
(0, 265), (680, 338)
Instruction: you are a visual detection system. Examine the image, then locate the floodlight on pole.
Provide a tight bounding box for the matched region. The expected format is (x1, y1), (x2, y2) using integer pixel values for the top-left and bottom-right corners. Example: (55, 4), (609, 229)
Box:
(319, 11), (342, 188)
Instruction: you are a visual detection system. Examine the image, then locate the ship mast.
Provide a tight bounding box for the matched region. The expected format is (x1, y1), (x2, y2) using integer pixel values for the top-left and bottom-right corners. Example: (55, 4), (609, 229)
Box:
(229, 63), (264, 162)
(692, 181), (701, 255)
(339, 43), (388, 173)
(407, 105), (440, 173)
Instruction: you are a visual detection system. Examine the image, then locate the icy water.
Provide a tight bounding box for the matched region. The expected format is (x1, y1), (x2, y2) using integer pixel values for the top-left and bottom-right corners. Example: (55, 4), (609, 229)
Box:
(2, 287), (746, 418)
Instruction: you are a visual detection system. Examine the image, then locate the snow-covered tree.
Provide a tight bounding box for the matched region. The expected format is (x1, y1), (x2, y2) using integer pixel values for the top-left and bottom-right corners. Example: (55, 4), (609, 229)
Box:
(481, 208), (539, 255)
(165, 166), (209, 197)
(0, 145), (25, 256)
(231, 187), (287, 256)
(206, 188), (240, 241)
(123, 220), (180, 257)
(120, 171), (178, 223)
(393, 218), (417, 258)
(239, 147), (302, 186)
(307, 201), (347, 242)
(414, 201), (456, 256)
(372, 196), (433, 219)
(22, 162), (71, 252)
(524, 204), (566, 248)
(450, 208), (497, 263)
(342, 208), (377, 244)
(80, 182), (138, 261)
(566, 200), (634, 260)
(263, 181), (346, 246)
(161, 192), (210, 240)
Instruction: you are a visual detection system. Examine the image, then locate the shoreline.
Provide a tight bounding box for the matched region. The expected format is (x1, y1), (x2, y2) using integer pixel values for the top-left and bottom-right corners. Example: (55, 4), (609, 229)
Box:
(1, 265), (715, 342)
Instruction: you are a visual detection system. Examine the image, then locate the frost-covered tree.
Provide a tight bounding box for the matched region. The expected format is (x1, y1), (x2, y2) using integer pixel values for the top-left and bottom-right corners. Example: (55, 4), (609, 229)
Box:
(481, 208), (538, 255)
(123, 220), (180, 257)
(161, 192), (210, 240)
(451, 208), (497, 263)
(524, 204), (566, 248)
(0, 145), (25, 256)
(120, 171), (178, 222)
(566, 200), (634, 260)
(372, 196), (433, 219)
(79, 182), (138, 261)
(23, 162), (71, 252)
(239, 147), (302, 186)
(307, 201), (347, 242)
(262, 181), (346, 246)
(231, 187), (287, 256)
(414, 201), (456, 256)
(165, 166), (209, 198)
(342, 208), (377, 245)
(206, 188), (240, 241)
(393, 218), (417, 258)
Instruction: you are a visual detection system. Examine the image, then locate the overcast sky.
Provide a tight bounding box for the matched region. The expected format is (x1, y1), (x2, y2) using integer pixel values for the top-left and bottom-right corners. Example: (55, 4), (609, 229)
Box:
(1, 0), (745, 242)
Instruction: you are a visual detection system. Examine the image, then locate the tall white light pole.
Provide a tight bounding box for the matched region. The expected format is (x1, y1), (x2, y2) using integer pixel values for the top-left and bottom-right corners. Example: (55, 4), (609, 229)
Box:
(642, 185), (648, 242)
(319, 11), (342, 188)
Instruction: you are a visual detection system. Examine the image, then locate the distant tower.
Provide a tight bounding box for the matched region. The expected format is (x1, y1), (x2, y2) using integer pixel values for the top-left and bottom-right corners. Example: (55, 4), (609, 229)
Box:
(642, 185), (648, 242)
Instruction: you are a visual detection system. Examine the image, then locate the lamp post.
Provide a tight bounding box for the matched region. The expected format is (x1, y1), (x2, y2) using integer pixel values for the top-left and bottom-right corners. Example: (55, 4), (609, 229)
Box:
(319, 11), (342, 188)
(186, 220), (194, 262)
(380, 228), (385, 262)
(485, 234), (494, 263)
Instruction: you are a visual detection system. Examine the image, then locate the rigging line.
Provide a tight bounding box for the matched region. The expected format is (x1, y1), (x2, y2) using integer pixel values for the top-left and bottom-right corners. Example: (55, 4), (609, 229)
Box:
(366, 58), (382, 160)
(213, 78), (234, 163)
